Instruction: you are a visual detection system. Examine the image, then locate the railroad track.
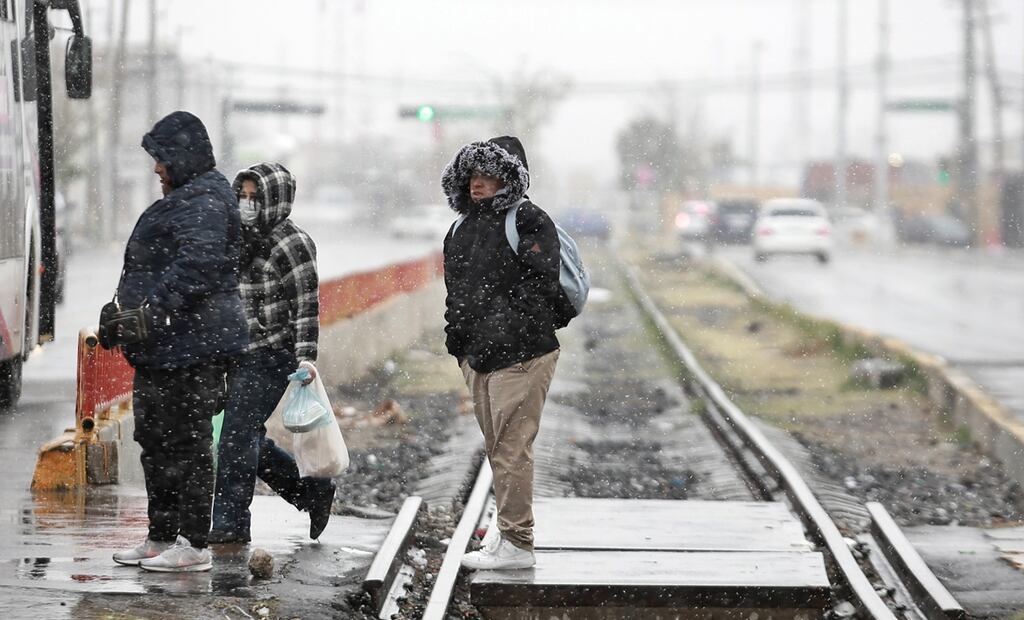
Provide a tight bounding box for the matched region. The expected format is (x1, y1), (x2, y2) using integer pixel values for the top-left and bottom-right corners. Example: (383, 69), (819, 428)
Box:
(361, 250), (965, 620)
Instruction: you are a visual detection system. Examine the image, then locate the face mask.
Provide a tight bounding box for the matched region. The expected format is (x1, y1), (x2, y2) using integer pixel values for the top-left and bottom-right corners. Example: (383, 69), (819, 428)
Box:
(239, 198), (259, 226)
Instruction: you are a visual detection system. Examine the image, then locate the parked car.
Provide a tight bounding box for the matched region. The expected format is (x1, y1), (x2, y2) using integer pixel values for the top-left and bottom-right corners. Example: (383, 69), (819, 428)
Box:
(752, 198), (832, 264)
(674, 200), (716, 242)
(389, 204), (456, 240)
(712, 199), (758, 244)
(560, 208), (611, 240)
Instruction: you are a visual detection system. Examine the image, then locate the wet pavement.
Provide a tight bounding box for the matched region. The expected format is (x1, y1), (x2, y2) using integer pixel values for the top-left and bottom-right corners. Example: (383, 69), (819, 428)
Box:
(716, 245), (1024, 424)
(0, 223), (436, 618)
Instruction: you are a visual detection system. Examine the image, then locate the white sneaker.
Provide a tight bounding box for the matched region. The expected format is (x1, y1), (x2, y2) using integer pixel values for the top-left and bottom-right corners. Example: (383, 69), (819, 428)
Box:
(461, 536), (535, 570)
(138, 536), (213, 573)
(113, 538), (175, 566)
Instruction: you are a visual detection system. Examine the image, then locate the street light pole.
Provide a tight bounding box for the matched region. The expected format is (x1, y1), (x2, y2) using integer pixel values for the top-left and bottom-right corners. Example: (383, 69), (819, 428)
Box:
(748, 40), (762, 187)
(835, 0), (849, 209)
(956, 0), (979, 236)
(874, 0), (890, 213)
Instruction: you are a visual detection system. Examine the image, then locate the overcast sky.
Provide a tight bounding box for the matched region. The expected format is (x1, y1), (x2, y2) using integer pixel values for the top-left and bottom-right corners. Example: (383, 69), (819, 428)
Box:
(98, 0), (1024, 195)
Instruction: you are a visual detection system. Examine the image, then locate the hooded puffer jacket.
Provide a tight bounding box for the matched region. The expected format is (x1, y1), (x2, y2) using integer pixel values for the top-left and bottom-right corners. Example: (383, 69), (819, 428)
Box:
(116, 111), (248, 369)
(441, 136), (562, 373)
(232, 163), (319, 361)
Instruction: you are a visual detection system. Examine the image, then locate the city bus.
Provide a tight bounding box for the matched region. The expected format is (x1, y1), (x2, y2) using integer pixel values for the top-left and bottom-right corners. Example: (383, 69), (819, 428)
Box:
(0, 0), (90, 407)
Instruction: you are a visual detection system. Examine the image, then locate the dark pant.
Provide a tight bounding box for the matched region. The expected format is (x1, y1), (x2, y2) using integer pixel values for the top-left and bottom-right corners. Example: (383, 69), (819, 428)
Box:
(133, 361), (227, 549)
(212, 348), (326, 536)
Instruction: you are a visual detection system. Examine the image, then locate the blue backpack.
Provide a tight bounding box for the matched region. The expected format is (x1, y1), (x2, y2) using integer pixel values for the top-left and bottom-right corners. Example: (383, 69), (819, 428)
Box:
(452, 199), (589, 325)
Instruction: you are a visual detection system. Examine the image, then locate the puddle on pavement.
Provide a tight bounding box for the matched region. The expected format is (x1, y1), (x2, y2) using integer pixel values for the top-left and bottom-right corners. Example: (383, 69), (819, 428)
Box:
(0, 482), (391, 616)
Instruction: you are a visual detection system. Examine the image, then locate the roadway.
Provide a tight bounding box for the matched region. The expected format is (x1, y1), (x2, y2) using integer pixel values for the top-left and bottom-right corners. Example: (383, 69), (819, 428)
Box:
(715, 243), (1024, 423)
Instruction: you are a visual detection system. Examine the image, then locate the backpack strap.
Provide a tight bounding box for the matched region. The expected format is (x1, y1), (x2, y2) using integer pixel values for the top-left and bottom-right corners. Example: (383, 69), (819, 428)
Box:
(504, 198), (527, 254)
(449, 214), (467, 237)
(450, 198), (527, 251)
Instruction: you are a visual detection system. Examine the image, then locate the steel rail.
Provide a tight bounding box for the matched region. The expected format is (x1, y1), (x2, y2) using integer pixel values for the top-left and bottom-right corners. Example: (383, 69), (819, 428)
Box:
(621, 262), (899, 620)
(421, 459), (493, 620)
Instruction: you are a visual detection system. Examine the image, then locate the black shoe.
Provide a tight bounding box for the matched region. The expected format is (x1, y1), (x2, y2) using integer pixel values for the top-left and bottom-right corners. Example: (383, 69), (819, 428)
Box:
(309, 481), (336, 540)
(207, 529), (250, 545)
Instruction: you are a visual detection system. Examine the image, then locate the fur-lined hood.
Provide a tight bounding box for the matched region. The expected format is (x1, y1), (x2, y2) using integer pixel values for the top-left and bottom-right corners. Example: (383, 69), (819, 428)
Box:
(441, 136), (530, 214)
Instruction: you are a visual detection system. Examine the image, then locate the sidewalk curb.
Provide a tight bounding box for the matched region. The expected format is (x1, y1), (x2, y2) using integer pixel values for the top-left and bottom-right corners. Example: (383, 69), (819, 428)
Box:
(709, 255), (1024, 485)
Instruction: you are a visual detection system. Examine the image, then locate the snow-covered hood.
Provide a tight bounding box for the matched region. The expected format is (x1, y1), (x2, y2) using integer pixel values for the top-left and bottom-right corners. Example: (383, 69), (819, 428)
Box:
(441, 136), (530, 215)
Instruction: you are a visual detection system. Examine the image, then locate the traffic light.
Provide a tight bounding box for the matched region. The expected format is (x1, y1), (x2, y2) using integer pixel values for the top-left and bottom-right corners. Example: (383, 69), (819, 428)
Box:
(416, 105), (435, 122)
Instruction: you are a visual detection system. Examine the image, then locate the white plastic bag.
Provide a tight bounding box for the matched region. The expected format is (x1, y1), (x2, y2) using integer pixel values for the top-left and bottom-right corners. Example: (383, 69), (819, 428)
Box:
(264, 366), (349, 477)
(281, 367), (332, 432)
(292, 417), (349, 478)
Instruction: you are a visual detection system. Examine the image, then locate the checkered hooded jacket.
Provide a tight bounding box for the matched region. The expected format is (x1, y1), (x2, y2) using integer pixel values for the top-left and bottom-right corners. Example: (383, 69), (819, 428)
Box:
(232, 163), (319, 361)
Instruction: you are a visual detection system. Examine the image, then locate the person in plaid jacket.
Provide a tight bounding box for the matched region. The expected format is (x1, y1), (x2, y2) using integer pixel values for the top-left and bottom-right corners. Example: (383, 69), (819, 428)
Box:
(210, 162), (335, 544)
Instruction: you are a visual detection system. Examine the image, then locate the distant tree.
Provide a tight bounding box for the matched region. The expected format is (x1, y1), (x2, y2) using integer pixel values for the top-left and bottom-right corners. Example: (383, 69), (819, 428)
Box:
(616, 116), (699, 193)
(490, 66), (571, 140)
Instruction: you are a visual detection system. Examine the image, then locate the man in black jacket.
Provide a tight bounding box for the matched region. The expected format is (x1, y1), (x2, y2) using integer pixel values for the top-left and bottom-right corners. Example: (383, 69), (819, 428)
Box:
(112, 111), (249, 573)
(442, 136), (562, 570)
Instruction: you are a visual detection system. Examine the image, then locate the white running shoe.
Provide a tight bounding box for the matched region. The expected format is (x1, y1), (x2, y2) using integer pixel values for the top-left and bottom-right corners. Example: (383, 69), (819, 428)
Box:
(138, 536), (213, 573)
(461, 536), (535, 570)
(113, 538), (175, 566)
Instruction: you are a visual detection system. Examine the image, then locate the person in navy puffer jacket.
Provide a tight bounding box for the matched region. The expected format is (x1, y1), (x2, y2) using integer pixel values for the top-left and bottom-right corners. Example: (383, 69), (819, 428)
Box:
(112, 111), (248, 573)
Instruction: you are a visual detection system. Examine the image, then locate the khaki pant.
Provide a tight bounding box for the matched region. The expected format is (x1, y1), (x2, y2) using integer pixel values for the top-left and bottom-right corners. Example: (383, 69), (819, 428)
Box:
(460, 349), (559, 552)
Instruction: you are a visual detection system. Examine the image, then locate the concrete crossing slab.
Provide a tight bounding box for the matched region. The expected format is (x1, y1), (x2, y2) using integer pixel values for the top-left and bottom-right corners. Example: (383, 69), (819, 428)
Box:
(472, 498), (830, 612)
(532, 498), (813, 552)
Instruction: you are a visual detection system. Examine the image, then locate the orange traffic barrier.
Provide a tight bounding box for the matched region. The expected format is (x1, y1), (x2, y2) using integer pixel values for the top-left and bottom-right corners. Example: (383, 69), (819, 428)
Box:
(75, 329), (135, 432)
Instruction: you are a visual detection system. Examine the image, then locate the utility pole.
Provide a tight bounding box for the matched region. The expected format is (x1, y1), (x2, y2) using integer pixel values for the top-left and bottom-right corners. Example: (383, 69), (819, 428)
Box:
(956, 0), (979, 237)
(748, 40), (762, 187)
(105, 0), (130, 242)
(835, 0), (849, 209)
(873, 0), (890, 213)
(978, 0), (1004, 190)
(795, 0), (811, 185)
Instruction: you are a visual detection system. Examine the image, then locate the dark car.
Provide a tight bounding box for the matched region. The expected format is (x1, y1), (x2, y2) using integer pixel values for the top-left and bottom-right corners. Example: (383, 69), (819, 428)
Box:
(712, 199), (759, 244)
(897, 214), (971, 248)
(560, 209), (611, 240)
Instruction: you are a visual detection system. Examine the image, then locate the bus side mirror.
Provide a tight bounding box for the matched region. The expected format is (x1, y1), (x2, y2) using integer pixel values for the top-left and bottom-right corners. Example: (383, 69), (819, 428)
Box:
(65, 35), (91, 99)
(12, 36), (36, 102)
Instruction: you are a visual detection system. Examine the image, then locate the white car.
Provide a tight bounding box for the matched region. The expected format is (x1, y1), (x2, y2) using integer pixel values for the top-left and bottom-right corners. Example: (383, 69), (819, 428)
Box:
(752, 199), (832, 264)
(389, 204), (456, 240)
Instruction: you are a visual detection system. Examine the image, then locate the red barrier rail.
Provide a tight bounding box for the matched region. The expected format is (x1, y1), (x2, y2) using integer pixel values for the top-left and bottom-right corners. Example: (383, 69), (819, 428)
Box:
(74, 252), (444, 428)
(319, 252), (444, 326)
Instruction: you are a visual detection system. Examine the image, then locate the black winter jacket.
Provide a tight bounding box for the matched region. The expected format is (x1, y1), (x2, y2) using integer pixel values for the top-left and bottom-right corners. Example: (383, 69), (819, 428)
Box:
(117, 111), (249, 369)
(441, 137), (562, 373)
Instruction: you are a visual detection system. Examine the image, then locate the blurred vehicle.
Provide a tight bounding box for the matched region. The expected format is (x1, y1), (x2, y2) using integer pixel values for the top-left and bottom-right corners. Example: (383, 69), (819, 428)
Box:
(712, 199), (758, 244)
(560, 209), (611, 240)
(389, 204), (456, 240)
(927, 215), (972, 247)
(753, 198), (832, 264)
(674, 200), (716, 242)
(0, 0), (92, 408)
(303, 184), (358, 223)
(897, 214), (971, 248)
(830, 206), (881, 247)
